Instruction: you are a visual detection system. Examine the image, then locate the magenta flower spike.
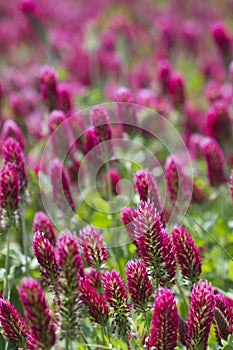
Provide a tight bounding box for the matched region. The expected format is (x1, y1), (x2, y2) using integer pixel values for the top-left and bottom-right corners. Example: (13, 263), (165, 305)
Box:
(156, 59), (172, 95)
(90, 106), (112, 142)
(206, 100), (231, 143)
(90, 106), (113, 158)
(134, 169), (161, 212)
(200, 137), (226, 187)
(84, 268), (101, 289)
(0, 299), (28, 347)
(79, 279), (109, 326)
(214, 292), (233, 344)
(164, 155), (190, 206)
(120, 207), (137, 243)
(48, 109), (66, 135)
(32, 231), (59, 284)
(172, 226), (202, 284)
(2, 137), (27, 190)
(211, 22), (232, 61)
(49, 158), (75, 213)
(168, 72), (186, 109)
(133, 201), (176, 286)
(114, 86), (136, 133)
(84, 128), (98, 154)
(148, 288), (178, 350)
(102, 270), (130, 339)
(186, 280), (215, 350)
(40, 66), (57, 111)
(56, 83), (72, 113)
(79, 225), (108, 269)
(18, 278), (56, 349)
(56, 231), (83, 339)
(125, 260), (152, 312)
(0, 163), (20, 228)
(33, 211), (56, 245)
(104, 168), (120, 196)
(0, 119), (26, 150)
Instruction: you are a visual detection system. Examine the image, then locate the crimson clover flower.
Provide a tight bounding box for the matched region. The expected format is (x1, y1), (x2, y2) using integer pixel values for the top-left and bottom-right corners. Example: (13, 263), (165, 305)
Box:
(0, 119), (26, 150)
(0, 163), (20, 229)
(200, 137), (226, 187)
(214, 291), (233, 345)
(79, 225), (108, 269)
(186, 280), (215, 350)
(134, 201), (176, 286)
(79, 279), (109, 326)
(148, 287), (178, 350)
(40, 65), (57, 111)
(102, 270), (131, 339)
(172, 226), (202, 284)
(49, 158), (75, 213)
(32, 231), (59, 285)
(126, 259), (152, 312)
(18, 278), (56, 349)
(134, 169), (161, 212)
(2, 137), (27, 191)
(0, 299), (28, 348)
(56, 231), (83, 340)
(33, 211), (56, 245)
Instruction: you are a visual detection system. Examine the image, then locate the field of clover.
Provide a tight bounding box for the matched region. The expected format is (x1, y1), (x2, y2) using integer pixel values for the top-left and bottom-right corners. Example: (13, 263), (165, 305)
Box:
(0, 0), (233, 349)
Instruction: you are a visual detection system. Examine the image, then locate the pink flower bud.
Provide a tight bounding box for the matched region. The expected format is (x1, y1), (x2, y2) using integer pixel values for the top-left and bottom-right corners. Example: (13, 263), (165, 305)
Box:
(211, 22), (232, 60)
(200, 138), (226, 187)
(168, 72), (186, 109)
(148, 288), (178, 349)
(18, 278), (56, 349)
(48, 109), (66, 135)
(90, 106), (113, 158)
(156, 59), (172, 94)
(49, 159), (75, 212)
(56, 83), (72, 113)
(206, 100), (231, 143)
(40, 66), (57, 111)
(164, 155), (190, 206)
(104, 168), (120, 195)
(0, 299), (28, 347)
(33, 211), (56, 245)
(79, 225), (108, 269)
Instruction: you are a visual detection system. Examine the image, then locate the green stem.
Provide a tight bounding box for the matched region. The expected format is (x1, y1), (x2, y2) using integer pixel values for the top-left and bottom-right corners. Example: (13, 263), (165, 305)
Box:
(143, 310), (150, 334)
(81, 331), (91, 350)
(3, 229), (11, 300)
(65, 333), (69, 350)
(101, 326), (105, 345)
(21, 208), (29, 275)
(176, 280), (188, 310)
